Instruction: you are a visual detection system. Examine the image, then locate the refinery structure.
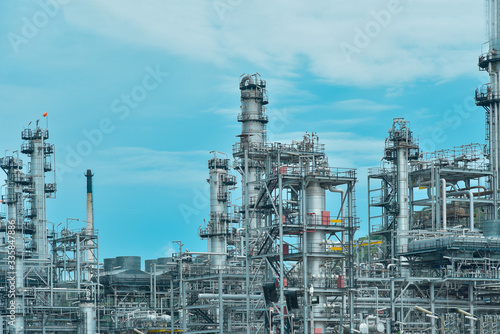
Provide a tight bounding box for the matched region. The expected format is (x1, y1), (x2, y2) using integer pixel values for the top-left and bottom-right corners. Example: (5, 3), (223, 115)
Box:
(3, 3), (500, 334)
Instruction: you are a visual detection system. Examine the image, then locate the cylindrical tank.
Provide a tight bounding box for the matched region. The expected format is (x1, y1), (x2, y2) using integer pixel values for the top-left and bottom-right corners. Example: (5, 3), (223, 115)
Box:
(359, 323), (369, 333)
(160, 314), (172, 322)
(483, 219), (500, 238)
(144, 259), (157, 273)
(79, 302), (96, 334)
(103, 258), (116, 272)
(343, 324), (368, 334)
(115, 256), (141, 271)
(368, 322), (385, 333)
(156, 257), (173, 271)
(157, 257), (172, 265)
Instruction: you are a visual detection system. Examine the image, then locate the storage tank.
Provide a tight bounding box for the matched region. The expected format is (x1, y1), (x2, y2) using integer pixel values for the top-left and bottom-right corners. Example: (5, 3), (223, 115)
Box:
(144, 259), (157, 273)
(115, 256), (141, 271)
(157, 257), (172, 265)
(483, 219), (500, 238)
(103, 258), (116, 272)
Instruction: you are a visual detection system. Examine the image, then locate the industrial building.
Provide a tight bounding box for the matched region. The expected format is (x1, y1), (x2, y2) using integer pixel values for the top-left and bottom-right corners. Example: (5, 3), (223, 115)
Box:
(2, 1), (500, 334)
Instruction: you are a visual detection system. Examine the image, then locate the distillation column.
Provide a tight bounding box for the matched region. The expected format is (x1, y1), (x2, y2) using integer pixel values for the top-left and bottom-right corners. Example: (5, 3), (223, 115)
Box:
(396, 139), (409, 254)
(477, 0), (500, 216)
(305, 182), (327, 333)
(383, 119), (419, 270)
(238, 74), (268, 230)
(1, 156), (26, 333)
(21, 124), (54, 260)
(206, 157), (235, 268)
(488, 0), (500, 198)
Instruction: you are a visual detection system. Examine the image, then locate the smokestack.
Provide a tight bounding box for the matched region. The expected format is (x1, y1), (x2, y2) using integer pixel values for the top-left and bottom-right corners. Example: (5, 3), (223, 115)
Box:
(85, 169), (94, 274)
(85, 169), (94, 233)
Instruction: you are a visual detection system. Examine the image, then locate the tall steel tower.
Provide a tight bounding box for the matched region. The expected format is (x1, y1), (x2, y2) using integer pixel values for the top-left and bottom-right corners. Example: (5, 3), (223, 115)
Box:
(383, 118), (419, 263)
(476, 0), (500, 218)
(234, 74), (269, 231)
(200, 154), (236, 268)
(20, 123), (56, 260)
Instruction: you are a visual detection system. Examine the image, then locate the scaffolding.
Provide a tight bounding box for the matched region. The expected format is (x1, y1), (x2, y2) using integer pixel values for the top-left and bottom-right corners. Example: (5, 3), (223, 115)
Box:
(366, 118), (500, 334)
(5, 5), (500, 328)
(0, 125), (98, 334)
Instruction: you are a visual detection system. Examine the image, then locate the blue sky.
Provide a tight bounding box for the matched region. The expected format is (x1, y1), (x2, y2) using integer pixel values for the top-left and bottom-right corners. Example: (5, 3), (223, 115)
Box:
(0, 0), (488, 265)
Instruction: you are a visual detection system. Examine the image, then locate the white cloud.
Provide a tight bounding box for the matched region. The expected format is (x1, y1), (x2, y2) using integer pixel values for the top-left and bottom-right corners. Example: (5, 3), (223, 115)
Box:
(63, 0), (484, 87)
(161, 243), (177, 257)
(307, 117), (378, 128)
(65, 1), (223, 62)
(204, 107), (238, 118)
(332, 99), (400, 112)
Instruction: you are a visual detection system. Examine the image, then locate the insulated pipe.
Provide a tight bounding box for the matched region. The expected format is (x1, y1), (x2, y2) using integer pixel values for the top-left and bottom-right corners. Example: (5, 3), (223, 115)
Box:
(182, 251), (227, 256)
(328, 186), (347, 315)
(352, 297), (475, 305)
(492, 71), (499, 198)
(328, 186), (345, 220)
(430, 282), (436, 334)
(441, 179), (446, 231)
(240, 75), (254, 87)
(468, 190), (474, 232)
(199, 294), (260, 300)
(469, 283), (475, 334)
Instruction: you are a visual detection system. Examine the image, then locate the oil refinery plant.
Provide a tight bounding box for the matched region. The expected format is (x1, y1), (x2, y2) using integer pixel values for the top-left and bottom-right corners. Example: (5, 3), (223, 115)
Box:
(3, 2), (500, 334)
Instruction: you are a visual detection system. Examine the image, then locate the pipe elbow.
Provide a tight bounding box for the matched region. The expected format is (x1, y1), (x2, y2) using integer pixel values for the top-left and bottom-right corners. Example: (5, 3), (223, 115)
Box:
(329, 185), (344, 194)
(240, 75), (254, 88)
